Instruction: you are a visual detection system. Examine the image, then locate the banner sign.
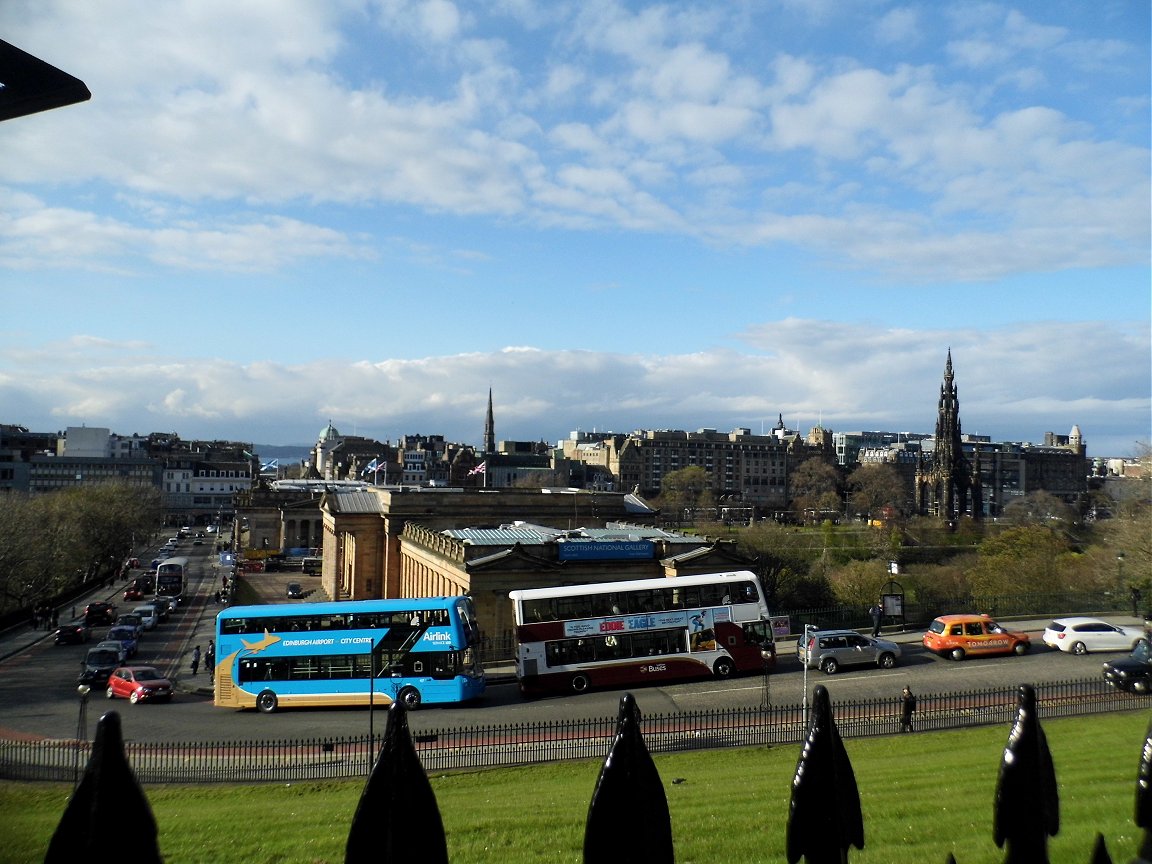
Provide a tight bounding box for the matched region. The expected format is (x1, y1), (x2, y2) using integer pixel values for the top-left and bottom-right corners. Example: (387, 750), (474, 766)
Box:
(557, 540), (655, 561)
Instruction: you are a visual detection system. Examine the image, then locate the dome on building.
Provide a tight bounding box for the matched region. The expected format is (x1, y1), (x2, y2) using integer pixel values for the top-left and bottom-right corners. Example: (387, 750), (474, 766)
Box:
(318, 420), (340, 443)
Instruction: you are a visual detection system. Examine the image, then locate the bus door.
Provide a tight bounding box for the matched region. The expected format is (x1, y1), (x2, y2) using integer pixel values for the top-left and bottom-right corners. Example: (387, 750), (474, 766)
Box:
(374, 620), (425, 676)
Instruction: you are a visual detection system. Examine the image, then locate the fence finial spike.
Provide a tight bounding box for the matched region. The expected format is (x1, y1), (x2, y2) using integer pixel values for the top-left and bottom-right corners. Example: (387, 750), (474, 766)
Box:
(1089, 832), (1113, 864)
(1135, 718), (1152, 864)
(993, 684), (1058, 864)
(45, 710), (161, 863)
(584, 693), (673, 864)
(346, 700), (447, 864)
(786, 684), (863, 864)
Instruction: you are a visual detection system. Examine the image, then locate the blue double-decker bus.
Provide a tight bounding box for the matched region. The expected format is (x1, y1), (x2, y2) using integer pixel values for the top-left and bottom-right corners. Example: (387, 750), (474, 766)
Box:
(213, 597), (486, 713)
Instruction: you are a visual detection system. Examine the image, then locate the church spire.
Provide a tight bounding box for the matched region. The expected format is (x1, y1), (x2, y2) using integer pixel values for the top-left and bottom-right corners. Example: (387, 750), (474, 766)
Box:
(483, 388), (495, 455)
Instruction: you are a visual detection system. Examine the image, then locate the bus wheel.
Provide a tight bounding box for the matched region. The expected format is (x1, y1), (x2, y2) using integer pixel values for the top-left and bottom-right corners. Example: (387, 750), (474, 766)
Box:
(256, 690), (278, 714)
(571, 674), (590, 693)
(398, 686), (421, 709)
(713, 657), (735, 678)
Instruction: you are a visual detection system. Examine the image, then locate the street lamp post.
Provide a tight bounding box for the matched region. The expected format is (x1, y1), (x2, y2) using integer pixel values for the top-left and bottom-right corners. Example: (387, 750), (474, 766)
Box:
(801, 623), (815, 725)
(73, 684), (90, 787)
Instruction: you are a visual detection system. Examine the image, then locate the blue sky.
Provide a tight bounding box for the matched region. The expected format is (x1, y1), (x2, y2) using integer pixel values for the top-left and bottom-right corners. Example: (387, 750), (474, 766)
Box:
(1, 1), (1148, 457)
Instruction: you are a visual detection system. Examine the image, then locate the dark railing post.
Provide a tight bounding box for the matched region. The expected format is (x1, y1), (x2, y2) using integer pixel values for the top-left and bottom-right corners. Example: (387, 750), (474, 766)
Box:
(786, 684), (864, 863)
(45, 710), (162, 863)
(993, 684), (1059, 864)
(584, 693), (673, 863)
(346, 700), (448, 864)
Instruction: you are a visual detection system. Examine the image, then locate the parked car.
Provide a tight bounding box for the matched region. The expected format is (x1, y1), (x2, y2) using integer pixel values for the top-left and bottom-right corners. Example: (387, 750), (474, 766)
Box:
(83, 602), (117, 626)
(797, 629), (902, 674)
(53, 623), (91, 645)
(78, 646), (122, 686)
(922, 614), (1030, 661)
(151, 595), (174, 619)
(1103, 641), (1152, 693)
(105, 666), (173, 704)
(94, 639), (128, 665)
(286, 582), (304, 599)
(104, 625), (139, 658)
(1042, 617), (1147, 655)
(132, 605), (159, 630)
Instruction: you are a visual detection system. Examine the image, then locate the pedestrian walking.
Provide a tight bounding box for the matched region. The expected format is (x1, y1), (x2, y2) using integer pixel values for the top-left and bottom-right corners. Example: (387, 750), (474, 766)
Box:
(205, 640), (216, 682)
(869, 601), (883, 637)
(901, 686), (917, 732)
(190, 645), (201, 676)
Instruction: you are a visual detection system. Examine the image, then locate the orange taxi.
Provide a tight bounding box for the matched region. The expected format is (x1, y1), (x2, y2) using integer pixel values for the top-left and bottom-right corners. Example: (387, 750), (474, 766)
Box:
(922, 613), (1031, 661)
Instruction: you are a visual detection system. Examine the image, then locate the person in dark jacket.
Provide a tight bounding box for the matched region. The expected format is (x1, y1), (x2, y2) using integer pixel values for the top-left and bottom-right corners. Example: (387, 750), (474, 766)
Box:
(901, 686), (917, 732)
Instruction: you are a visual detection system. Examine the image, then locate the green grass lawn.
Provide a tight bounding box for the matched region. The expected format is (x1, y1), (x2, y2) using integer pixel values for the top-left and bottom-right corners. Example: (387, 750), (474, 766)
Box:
(2, 710), (1147, 863)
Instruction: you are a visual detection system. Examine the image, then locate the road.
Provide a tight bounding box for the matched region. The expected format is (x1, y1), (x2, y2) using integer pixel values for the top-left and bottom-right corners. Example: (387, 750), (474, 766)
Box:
(0, 542), (1138, 743)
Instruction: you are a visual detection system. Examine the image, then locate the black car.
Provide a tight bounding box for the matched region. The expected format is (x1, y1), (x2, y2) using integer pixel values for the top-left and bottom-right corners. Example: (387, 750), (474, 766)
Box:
(54, 623), (91, 645)
(286, 582), (304, 599)
(78, 646), (121, 686)
(83, 602), (117, 626)
(1102, 640), (1152, 693)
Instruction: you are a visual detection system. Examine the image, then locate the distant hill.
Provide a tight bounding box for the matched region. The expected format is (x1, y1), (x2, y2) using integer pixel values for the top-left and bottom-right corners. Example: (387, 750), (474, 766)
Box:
(254, 444), (311, 465)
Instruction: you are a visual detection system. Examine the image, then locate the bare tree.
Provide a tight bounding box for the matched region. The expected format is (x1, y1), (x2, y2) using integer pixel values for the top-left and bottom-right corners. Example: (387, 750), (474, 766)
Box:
(789, 458), (842, 523)
(847, 463), (909, 520)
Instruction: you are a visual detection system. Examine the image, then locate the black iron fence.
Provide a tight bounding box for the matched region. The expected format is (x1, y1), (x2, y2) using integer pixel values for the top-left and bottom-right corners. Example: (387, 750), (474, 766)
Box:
(3, 675), (1146, 785)
(35, 680), (1152, 864)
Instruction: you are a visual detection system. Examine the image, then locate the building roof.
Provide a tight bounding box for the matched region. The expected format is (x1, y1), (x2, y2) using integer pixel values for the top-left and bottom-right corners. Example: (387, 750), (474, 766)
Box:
(442, 522), (697, 547)
(324, 490), (384, 514)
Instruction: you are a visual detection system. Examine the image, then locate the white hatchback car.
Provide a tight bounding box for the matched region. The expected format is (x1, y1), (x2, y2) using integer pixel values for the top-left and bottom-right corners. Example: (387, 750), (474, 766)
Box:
(132, 605), (159, 631)
(1042, 617), (1147, 655)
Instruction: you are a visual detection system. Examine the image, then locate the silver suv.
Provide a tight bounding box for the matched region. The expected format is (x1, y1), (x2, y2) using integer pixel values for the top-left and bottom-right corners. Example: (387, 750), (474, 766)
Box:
(797, 628), (901, 674)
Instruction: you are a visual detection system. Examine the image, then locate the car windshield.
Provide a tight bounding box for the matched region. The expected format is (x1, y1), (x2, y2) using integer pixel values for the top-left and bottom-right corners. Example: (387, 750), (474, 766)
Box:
(88, 651), (118, 665)
(134, 669), (162, 681)
(928, 620), (945, 634)
(109, 628), (132, 639)
(1129, 641), (1152, 663)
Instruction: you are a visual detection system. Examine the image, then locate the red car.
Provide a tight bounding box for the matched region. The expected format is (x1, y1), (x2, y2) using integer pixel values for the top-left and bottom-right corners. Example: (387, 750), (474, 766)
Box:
(105, 666), (173, 704)
(123, 586), (143, 602)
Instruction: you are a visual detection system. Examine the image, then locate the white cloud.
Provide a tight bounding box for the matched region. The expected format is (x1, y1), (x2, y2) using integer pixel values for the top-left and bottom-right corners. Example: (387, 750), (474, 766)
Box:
(2, 321), (1146, 455)
(0, 2), (1144, 284)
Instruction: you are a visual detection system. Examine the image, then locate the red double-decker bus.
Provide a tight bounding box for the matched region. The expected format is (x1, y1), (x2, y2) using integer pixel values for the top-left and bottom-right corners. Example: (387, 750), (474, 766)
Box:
(509, 570), (776, 696)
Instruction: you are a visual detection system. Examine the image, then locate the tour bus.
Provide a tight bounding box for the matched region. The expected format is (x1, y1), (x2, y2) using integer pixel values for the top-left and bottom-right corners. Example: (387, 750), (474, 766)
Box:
(509, 570), (776, 696)
(213, 596), (487, 713)
(156, 557), (188, 605)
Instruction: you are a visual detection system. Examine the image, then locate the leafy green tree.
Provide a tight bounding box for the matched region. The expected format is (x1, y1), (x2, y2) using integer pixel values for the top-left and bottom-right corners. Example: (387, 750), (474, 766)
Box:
(659, 466), (715, 519)
(965, 524), (1075, 594)
(824, 559), (892, 607)
(0, 483), (160, 615)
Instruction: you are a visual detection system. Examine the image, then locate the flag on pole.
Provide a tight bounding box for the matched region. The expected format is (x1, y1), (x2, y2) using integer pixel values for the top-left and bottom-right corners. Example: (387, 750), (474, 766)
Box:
(260, 459), (278, 473)
(362, 458), (378, 475)
(468, 461), (487, 476)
